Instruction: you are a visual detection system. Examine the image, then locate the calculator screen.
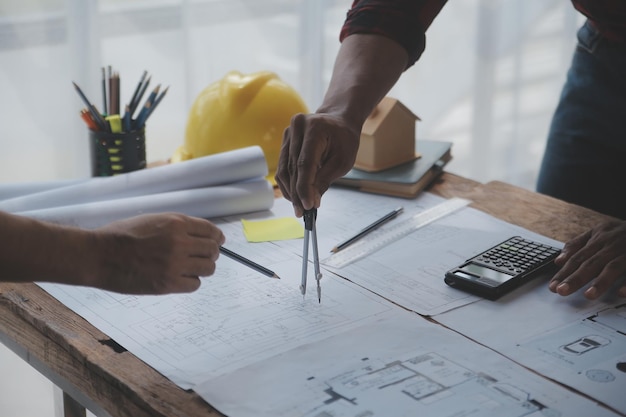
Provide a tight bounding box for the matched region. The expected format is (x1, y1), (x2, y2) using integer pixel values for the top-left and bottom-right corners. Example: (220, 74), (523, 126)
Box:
(460, 263), (514, 285)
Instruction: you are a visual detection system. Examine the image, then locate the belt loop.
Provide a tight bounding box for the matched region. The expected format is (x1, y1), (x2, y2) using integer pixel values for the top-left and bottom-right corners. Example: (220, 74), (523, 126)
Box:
(578, 19), (602, 53)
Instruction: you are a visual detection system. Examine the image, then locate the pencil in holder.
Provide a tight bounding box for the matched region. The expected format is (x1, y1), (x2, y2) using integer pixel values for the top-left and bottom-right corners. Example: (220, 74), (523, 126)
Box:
(89, 128), (146, 176)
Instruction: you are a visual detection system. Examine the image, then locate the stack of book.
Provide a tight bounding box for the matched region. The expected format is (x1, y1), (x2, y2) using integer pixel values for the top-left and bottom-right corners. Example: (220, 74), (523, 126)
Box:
(333, 139), (452, 198)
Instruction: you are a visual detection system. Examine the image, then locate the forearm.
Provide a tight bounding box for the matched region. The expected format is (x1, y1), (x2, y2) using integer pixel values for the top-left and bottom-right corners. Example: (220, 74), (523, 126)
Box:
(0, 211), (101, 287)
(317, 34), (409, 129)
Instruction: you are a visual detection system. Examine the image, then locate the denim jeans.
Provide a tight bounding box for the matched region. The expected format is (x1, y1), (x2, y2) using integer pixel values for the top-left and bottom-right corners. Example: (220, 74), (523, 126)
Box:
(536, 20), (626, 220)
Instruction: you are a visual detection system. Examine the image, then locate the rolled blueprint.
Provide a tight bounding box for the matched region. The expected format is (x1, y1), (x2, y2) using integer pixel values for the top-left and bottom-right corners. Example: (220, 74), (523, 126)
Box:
(0, 179), (89, 201)
(17, 178), (274, 229)
(0, 146), (268, 213)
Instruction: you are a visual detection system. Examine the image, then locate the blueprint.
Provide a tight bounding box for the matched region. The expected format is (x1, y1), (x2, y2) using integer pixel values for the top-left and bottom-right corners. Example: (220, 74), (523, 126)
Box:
(437, 276), (626, 414)
(515, 303), (626, 414)
(269, 188), (563, 316)
(20, 179), (274, 229)
(39, 240), (398, 389)
(36, 189), (622, 415)
(2, 145), (268, 212)
(197, 311), (618, 417)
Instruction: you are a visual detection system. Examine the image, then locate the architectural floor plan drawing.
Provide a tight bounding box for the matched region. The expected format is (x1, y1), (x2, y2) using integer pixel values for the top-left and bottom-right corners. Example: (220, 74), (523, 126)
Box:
(516, 303), (626, 413)
(197, 312), (617, 417)
(36, 190), (621, 415)
(304, 352), (560, 417)
(437, 280), (626, 415)
(39, 250), (398, 389)
(268, 189), (563, 316)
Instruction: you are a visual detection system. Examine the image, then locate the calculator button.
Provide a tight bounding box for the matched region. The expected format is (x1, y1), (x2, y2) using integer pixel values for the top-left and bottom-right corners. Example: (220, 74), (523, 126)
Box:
(470, 236), (560, 276)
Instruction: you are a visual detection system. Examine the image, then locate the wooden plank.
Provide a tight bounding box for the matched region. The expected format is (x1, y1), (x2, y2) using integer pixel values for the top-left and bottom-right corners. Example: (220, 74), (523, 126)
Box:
(465, 180), (615, 242)
(427, 171), (481, 200)
(429, 173), (613, 242)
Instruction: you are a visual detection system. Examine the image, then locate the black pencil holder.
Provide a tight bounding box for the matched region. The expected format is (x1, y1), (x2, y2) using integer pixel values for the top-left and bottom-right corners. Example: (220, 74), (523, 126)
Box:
(89, 129), (146, 176)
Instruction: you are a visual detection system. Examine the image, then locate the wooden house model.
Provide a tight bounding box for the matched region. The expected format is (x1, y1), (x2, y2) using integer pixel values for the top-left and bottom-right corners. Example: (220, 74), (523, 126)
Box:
(354, 96), (420, 172)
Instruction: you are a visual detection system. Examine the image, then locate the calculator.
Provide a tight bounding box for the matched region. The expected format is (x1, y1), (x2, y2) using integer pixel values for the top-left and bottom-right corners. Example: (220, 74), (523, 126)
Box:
(444, 236), (561, 300)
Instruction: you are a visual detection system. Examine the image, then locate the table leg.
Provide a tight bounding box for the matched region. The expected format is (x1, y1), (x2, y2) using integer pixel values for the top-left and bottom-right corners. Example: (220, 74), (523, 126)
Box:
(63, 391), (87, 417)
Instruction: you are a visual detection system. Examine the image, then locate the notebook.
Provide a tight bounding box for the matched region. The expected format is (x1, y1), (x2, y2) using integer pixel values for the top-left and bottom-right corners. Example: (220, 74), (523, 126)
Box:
(332, 140), (452, 198)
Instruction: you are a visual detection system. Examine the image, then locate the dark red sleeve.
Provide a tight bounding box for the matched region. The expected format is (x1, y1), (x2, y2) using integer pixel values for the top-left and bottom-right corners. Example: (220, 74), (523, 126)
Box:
(340, 0), (448, 67)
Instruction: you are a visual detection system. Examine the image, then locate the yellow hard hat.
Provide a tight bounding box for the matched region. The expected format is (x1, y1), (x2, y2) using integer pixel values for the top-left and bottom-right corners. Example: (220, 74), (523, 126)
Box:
(173, 70), (308, 183)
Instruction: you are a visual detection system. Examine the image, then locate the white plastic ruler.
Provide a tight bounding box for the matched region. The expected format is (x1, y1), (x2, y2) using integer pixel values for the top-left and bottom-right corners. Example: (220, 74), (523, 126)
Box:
(323, 197), (471, 269)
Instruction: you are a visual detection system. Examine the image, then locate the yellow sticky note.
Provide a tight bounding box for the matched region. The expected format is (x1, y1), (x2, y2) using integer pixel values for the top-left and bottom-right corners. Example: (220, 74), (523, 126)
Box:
(241, 217), (304, 242)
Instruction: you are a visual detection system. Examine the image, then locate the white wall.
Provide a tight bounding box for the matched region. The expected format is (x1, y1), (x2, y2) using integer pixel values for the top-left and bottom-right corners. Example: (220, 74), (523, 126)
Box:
(0, 0), (583, 188)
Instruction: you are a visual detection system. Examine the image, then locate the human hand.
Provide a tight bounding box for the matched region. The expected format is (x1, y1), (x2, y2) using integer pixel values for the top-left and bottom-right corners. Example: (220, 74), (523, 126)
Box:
(275, 112), (361, 217)
(92, 213), (225, 295)
(549, 220), (626, 299)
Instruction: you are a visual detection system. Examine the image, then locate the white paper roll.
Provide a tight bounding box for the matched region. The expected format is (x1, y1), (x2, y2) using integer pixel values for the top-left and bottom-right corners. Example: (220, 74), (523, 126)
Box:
(18, 178), (274, 229)
(0, 179), (89, 200)
(0, 146), (268, 213)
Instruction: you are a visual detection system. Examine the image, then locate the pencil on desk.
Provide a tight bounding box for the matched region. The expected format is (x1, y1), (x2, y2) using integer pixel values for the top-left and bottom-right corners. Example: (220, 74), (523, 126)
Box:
(330, 206), (404, 253)
(219, 246), (280, 279)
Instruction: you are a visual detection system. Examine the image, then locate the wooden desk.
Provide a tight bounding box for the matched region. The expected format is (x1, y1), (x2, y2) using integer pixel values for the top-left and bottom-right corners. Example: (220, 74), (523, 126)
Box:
(0, 172), (615, 417)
